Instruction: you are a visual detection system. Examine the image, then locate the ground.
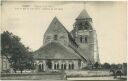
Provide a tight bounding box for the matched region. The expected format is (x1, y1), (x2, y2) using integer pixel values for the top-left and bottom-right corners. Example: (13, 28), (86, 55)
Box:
(67, 76), (127, 80)
(1, 73), (65, 80)
(0, 70), (127, 80)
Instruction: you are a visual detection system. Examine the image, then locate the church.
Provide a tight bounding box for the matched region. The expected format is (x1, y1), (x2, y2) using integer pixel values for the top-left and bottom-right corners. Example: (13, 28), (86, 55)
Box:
(33, 9), (100, 72)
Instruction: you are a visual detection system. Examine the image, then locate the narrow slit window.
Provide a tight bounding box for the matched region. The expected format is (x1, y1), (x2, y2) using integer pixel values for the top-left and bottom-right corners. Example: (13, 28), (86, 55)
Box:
(54, 35), (58, 40)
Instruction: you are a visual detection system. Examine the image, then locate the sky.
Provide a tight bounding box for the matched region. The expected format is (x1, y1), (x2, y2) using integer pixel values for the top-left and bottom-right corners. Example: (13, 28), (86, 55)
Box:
(1, 1), (127, 64)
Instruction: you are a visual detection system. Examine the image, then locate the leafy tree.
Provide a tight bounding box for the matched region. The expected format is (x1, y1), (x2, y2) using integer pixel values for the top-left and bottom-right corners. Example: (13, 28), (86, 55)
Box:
(1, 31), (34, 73)
(122, 63), (127, 75)
(102, 63), (111, 69)
(93, 62), (99, 69)
(111, 64), (118, 69)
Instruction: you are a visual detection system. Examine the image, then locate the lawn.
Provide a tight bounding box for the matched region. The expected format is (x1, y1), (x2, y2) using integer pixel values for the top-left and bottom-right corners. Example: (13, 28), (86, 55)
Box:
(1, 73), (66, 80)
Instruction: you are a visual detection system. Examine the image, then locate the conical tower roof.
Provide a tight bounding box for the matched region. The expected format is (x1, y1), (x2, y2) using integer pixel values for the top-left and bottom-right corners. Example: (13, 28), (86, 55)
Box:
(76, 9), (90, 20)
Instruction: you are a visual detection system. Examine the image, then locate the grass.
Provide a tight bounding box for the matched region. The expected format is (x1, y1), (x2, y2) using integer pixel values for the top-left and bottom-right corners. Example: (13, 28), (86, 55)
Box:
(0, 73), (66, 80)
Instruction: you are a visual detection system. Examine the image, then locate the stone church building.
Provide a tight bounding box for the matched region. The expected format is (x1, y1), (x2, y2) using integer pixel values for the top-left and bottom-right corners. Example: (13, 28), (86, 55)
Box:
(33, 9), (100, 72)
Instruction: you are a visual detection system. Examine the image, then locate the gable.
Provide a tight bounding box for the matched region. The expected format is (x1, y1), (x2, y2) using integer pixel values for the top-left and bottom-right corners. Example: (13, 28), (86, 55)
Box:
(43, 17), (69, 45)
(44, 17), (68, 35)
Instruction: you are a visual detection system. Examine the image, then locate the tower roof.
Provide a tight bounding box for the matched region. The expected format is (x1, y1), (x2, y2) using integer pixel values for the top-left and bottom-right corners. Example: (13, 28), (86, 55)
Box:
(76, 9), (90, 20)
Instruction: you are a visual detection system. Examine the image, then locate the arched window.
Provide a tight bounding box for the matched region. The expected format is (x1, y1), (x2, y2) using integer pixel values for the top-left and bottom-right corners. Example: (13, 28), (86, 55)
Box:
(85, 21), (89, 30)
(39, 64), (41, 71)
(42, 64), (44, 71)
(78, 23), (83, 30)
(72, 64), (74, 69)
(64, 64), (66, 70)
(54, 64), (56, 69)
(39, 64), (41, 69)
(57, 64), (59, 69)
(69, 64), (71, 69)
(61, 64), (64, 70)
(47, 60), (52, 69)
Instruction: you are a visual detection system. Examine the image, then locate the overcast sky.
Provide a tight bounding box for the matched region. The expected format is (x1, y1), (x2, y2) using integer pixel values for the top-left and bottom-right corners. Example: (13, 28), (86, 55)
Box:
(1, 1), (127, 64)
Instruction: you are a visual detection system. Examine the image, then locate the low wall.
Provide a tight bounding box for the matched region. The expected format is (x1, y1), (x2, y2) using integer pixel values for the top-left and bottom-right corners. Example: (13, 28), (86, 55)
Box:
(65, 70), (112, 77)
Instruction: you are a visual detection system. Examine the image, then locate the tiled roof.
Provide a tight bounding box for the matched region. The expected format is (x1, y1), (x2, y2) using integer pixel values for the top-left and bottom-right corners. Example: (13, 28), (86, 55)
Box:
(33, 42), (81, 60)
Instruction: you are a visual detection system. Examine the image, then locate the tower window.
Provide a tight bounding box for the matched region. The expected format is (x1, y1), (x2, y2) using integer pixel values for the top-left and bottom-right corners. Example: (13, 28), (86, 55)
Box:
(84, 22), (89, 30)
(54, 35), (58, 40)
(78, 22), (83, 30)
(78, 27), (82, 30)
(85, 37), (88, 43)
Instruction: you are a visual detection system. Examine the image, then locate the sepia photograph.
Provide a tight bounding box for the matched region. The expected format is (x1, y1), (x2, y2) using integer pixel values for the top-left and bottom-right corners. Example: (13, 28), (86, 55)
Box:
(0, 1), (127, 80)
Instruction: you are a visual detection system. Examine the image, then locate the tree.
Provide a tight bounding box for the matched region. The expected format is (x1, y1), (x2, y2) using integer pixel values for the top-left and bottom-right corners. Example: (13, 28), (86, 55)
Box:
(93, 62), (99, 69)
(1, 31), (34, 73)
(102, 63), (111, 69)
(111, 64), (118, 69)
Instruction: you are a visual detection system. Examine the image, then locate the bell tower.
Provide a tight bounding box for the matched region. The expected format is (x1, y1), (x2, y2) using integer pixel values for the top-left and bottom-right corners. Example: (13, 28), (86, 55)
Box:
(74, 9), (93, 44)
(72, 9), (99, 64)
